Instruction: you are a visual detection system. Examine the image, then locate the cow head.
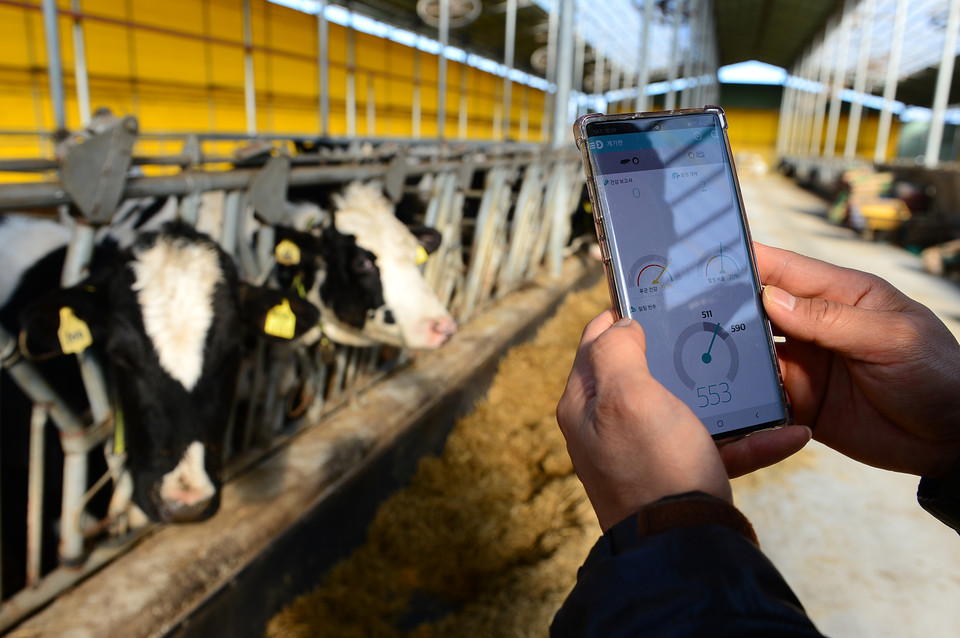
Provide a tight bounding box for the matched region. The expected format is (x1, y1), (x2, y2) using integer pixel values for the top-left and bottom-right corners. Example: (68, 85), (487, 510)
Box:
(296, 182), (457, 349)
(19, 223), (319, 524)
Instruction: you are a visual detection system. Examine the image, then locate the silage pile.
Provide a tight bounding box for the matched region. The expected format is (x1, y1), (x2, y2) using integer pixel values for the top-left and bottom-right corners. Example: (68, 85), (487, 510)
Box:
(266, 279), (610, 638)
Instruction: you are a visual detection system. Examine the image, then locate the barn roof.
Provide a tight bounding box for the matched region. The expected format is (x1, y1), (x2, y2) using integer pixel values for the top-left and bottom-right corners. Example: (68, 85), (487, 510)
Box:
(326, 0), (958, 109)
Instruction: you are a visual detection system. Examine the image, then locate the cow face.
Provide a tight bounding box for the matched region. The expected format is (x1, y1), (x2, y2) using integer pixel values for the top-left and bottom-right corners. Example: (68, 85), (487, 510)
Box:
(19, 223), (319, 524)
(315, 182), (457, 349)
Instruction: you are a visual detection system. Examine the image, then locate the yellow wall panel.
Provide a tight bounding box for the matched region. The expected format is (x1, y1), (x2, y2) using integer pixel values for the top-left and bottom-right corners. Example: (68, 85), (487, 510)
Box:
(267, 56), (318, 98)
(1, 0), (552, 147)
(0, 69), (43, 131)
(205, 0), (243, 42)
(132, 0), (205, 36)
(0, 6), (39, 68)
(83, 22), (134, 79)
(136, 83), (211, 132)
(264, 4), (316, 55)
(208, 44), (246, 90)
(82, 0), (129, 21)
(326, 23), (348, 65)
(133, 31), (207, 86)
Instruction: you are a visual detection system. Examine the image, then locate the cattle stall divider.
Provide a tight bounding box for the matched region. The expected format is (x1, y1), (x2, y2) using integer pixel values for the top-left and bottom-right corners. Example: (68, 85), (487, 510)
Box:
(0, 125), (587, 632)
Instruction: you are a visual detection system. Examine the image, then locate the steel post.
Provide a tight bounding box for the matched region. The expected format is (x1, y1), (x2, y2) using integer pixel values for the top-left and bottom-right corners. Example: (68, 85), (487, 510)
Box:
(41, 0), (66, 131)
(924, 0), (960, 168)
(875, 0), (908, 163)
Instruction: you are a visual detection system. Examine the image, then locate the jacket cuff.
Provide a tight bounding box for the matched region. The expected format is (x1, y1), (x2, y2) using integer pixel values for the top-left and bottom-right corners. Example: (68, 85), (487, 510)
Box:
(607, 491), (759, 553)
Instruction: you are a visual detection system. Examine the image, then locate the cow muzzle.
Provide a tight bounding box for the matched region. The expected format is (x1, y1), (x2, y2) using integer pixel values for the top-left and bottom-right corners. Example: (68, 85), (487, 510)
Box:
(151, 441), (219, 523)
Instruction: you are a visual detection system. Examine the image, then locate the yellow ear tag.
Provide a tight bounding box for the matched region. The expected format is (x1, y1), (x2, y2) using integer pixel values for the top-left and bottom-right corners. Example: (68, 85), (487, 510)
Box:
(264, 298), (297, 340)
(415, 245), (429, 266)
(58, 307), (93, 355)
(275, 239), (301, 267)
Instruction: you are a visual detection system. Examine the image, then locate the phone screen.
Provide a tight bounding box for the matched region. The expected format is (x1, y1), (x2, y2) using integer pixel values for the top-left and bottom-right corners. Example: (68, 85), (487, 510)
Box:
(581, 110), (788, 438)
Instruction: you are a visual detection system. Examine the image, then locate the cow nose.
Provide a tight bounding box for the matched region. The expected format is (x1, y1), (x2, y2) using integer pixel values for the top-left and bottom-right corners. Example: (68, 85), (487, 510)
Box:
(156, 494), (218, 523)
(153, 441), (218, 523)
(431, 316), (458, 341)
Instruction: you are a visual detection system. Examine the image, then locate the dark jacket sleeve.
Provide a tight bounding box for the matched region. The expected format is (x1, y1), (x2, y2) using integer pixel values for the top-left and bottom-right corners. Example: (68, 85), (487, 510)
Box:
(551, 493), (826, 638)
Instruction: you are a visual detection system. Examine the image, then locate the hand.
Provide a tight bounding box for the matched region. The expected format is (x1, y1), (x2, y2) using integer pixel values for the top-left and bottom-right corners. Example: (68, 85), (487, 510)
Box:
(557, 310), (809, 531)
(756, 243), (960, 478)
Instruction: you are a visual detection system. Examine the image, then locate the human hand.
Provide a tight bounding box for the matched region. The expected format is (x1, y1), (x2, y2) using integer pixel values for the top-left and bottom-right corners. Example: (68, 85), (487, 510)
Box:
(756, 243), (960, 478)
(557, 310), (809, 531)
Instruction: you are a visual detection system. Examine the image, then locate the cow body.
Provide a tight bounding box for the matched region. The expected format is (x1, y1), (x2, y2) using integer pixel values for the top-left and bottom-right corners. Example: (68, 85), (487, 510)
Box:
(0, 215), (317, 595)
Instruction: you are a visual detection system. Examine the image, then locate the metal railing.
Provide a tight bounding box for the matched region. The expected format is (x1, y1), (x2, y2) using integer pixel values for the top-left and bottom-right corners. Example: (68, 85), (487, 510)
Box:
(0, 127), (585, 631)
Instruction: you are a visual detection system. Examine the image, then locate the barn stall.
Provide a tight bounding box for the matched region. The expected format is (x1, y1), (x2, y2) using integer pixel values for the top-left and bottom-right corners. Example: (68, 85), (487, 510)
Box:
(1, 0), (960, 636)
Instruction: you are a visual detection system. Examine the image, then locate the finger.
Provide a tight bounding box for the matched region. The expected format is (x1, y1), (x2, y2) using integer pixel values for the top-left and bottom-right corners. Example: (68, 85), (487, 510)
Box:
(754, 243), (888, 308)
(762, 285), (904, 360)
(720, 425), (812, 478)
(558, 309), (623, 428)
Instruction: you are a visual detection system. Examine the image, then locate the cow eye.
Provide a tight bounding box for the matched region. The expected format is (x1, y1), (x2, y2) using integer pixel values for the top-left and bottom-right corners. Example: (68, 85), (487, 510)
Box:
(353, 255), (375, 273)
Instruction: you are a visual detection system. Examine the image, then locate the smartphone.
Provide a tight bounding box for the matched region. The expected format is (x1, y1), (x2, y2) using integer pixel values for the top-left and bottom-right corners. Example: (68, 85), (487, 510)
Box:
(573, 106), (790, 440)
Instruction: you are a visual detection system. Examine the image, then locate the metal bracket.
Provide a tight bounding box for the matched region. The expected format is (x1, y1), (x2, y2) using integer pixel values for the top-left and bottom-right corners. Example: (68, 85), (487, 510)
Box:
(248, 154), (291, 226)
(384, 152), (408, 204)
(60, 115), (139, 225)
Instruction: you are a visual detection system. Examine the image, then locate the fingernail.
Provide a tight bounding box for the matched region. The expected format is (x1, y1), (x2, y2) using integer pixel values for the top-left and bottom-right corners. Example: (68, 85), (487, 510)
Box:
(614, 318), (634, 328)
(764, 285), (797, 311)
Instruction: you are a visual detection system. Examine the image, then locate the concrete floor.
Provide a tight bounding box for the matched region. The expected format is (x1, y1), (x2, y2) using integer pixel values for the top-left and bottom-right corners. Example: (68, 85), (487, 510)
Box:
(732, 163), (960, 638)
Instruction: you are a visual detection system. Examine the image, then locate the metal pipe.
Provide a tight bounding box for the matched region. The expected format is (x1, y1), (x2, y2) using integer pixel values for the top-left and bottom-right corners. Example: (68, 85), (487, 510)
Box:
(41, 0), (66, 131)
(845, 0), (875, 159)
(459, 64), (469, 139)
(413, 44), (422, 138)
(59, 437), (88, 565)
(71, 0), (91, 126)
(874, 0), (908, 163)
(665, 0), (681, 111)
(824, 0), (851, 158)
(503, 0), (517, 141)
(243, 0), (257, 136)
(366, 75), (376, 136)
(636, 0), (652, 112)
(317, 0), (330, 136)
(924, 0), (960, 168)
(543, 0), (559, 139)
(552, 0), (575, 149)
(677, 0), (691, 108)
(26, 405), (46, 586)
(346, 11), (357, 137)
(809, 26), (832, 157)
(437, 0), (450, 139)
(593, 48), (605, 109)
(0, 151), (568, 211)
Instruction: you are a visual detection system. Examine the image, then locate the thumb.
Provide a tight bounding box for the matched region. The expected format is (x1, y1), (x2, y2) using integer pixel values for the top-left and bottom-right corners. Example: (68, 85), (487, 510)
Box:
(762, 284), (884, 355)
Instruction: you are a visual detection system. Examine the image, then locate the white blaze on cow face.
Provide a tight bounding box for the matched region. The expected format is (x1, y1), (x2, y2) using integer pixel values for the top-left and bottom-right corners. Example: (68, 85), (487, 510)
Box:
(130, 235), (224, 390)
(158, 441), (216, 513)
(331, 182), (457, 349)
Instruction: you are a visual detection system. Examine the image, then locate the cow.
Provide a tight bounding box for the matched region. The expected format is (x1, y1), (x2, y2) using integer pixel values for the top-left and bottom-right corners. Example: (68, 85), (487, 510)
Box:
(0, 215), (318, 595)
(286, 181), (457, 350)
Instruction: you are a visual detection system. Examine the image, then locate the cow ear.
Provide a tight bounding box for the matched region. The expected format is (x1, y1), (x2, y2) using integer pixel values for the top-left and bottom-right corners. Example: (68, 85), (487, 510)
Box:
(238, 284), (321, 342)
(407, 225), (442, 256)
(19, 286), (109, 359)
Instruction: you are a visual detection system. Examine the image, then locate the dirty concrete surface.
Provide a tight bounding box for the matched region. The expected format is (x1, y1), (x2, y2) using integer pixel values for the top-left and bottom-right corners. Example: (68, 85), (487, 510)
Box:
(733, 165), (960, 638)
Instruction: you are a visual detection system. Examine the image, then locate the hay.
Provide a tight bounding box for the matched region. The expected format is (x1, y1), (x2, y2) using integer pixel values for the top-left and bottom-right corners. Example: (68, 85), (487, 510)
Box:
(266, 280), (609, 638)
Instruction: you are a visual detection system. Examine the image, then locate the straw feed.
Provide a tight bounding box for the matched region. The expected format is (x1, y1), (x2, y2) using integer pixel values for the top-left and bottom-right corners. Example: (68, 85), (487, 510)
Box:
(266, 279), (609, 638)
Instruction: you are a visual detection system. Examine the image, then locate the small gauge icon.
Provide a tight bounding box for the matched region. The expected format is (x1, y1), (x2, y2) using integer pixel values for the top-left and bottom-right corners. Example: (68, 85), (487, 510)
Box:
(700, 244), (741, 281)
(629, 254), (674, 288)
(673, 321), (739, 389)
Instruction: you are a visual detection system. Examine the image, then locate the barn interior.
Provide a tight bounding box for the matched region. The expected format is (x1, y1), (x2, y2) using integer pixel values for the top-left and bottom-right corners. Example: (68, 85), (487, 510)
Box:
(1, 0), (960, 636)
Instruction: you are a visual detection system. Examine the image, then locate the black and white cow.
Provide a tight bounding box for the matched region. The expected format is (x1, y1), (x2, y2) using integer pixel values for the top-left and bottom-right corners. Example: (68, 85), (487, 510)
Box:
(0, 215), (317, 592)
(286, 181), (457, 349)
